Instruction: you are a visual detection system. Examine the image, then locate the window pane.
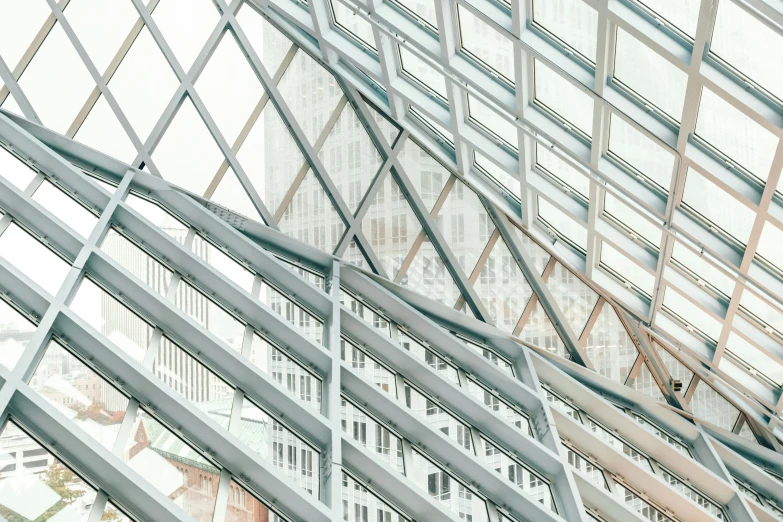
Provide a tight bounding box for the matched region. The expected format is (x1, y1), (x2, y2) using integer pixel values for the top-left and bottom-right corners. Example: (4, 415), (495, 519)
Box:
(341, 398), (404, 473)
(401, 236), (462, 307)
(100, 228), (174, 296)
(613, 28), (687, 121)
(604, 194), (662, 246)
(536, 144), (589, 198)
(663, 286), (722, 341)
(260, 281), (324, 345)
(608, 114), (674, 191)
(468, 94), (517, 150)
(123, 408), (220, 518)
(391, 0), (438, 30)
(226, 480), (280, 522)
(405, 382), (473, 453)
(399, 329), (460, 384)
(467, 377), (532, 435)
(330, 0), (376, 50)
(726, 332), (783, 386)
(689, 380), (740, 431)
(681, 168), (756, 243)
(520, 301), (569, 359)
(654, 343), (695, 391)
(30, 340), (129, 449)
(0, 146), (36, 190)
(192, 235), (255, 292)
(482, 437), (556, 511)
(342, 472), (410, 522)
(534, 60), (593, 137)
(0, 421), (98, 521)
(756, 221), (783, 271)
(0, 298), (35, 371)
(537, 197), (587, 251)
(601, 242), (656, 296)
(636, 0), (700, 37)
(340, 289), (391, 337)
(584, 304), (638, 383)
(532, 0), (598, 62)
(545, 262), (599, 335)
(126, 194), (190, 243)
(175, 281), (246, 352)
(0, 222), (71, 296)
(457, 5), (513, 82)
(399, 46), (448, 99)
(152, 0), (219, 72)
(396, 139), (450, 212)
(341, 337), (397, 395)
(70, 277), (153, 363)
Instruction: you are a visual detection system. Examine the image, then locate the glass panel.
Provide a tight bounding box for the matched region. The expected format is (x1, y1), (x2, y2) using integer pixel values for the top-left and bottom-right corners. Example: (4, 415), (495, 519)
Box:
(17, 24), (95, 134)
(108, 28), (180, 142)
(654, 343), (695, 391)
(0, 298), (35, 371)
(30, 340), (129, 449)
(663, 287), (722, 341)
(210, 168), (263, 222)
(278, 169), (346, 254)
(341, 337), (397, 395)
(126, 194), (190, 243)
(399, 46), (448, 99)
(396, 139), (449, 212)
(103, 502), (134, 522)
(695, 87), (777, 182)
(613, 28), (687, 121)
(64, 0), (138, 73)
(400, 236), (462, 307)
(192, 235), (255, 292)
(467, 377), (532, 435)
(0, 146), (36, 190)
(152, 0), (219, 72)
(235, 397), (319, 495)
(544, 387), (581, 420)
(152, 336), (234, 406)
(341, 398), (404, 473)
(462, 337), (514, 375)
(70, 277), (153, 363)
(0, 421), (98, 521)
(565, 446), (607, 490)
(318, 103), (383, 214)
(546, 263), (599, 336)
(340, 289), (391, 336)
(636, 0), (700, 37)
(330, 0), (376, 50)
(601, 242), (656, 296)
(247, 333), (322, 411)
(235, 3), (294, 76)
(587, 416), (654, 472)
(342, 472), (410, 522)
(457, 5), (513, 82)
(756, 221), (783, 271)
(520, 301), (569, 359)
(534, 59), (593, 137)
(345, 237), (369, 268)
(513, 228), (551, 275)
(473, 238), (534, 333)
(436, 178), (494, 276)
(584, 304), (639, 383)
(237, 100), (306, 216)
(608, 114), (674, 191)
(174, 281), (246, 352)
(411, 107), (454, 146)
(152, 97), (224, 196)
(604, 194), (662, 246)
(739, 290), (783, 336)
(123, 408), (220, 517)
(535, 144), (589, 198)
(614, 482), (676, 522)
(226, 480), (283, 522)
(399, 329), (460, 385)
(711, 0), (783, 100)
(366, 103), (401, 147)
(100, 228), (174, 296)
(690, 380), (742, 431)
(261, 281), (324, 345)
(0, 1), (51, 71)
(482, 437), (556, 511)
(537, 197), (588, 251)
(404, 382), (473, 453)
(681, 168), (756, 243)
(474, 152), (521, 196)
(75, 95), (137, 162)
(33, 178), (100, 240)
(532, 0), (598, 62)
(196, 31), (264, 144)
(468, 95), (517, 149)
(628, 362), (667, 403)
(0, 222), (71, 295)
(630, 412), (691, 456)
(726, 332), (783, 386)
(410, 449), (488, 521)
(660, 468), (726, 518)
(277, 49), (342, 144)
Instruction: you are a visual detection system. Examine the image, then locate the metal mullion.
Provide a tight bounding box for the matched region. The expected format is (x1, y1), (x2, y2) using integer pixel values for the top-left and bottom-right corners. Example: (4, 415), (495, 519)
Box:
(212, 468), (234, 522)
(366, 0), (405, 119)
(0, 55), (39, 123)
(513, 293), (538, 336)
(304, 0), (339, 65)
(44, 0), (160, 177)
(323, 260), (342, 509)
(579, 297), (606, 347)
(85, 490), (109, 522)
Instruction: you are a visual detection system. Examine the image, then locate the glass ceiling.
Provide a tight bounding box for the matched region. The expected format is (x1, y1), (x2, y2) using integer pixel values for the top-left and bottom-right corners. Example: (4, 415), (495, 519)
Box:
(2, 0), (783, 518)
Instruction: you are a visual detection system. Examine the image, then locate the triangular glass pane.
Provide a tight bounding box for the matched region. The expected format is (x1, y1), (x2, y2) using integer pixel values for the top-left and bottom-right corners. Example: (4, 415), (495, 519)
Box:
(513, 227), (551, 275)
(278, 49), (342, 144)
(152, 0), (220, 72)
(366, 101), (401, 146)
(75, 94), (137, 162)
(520, 301), (570, 359)
(0, 422), (98, 521)
(396, 139), (449, 212)
(278, 169), (345, 253)
(345, 237), (369, 269)
(584, 304), (638, 383)
(473, 237), (534, 333)
(17, 23), (95, 134)
(628, 362), (667, 404)
(318, 103), (383, 214)
(210, 168), (263, 221)
(546, 262), (599, 336)
(0, 1), (51, 71)
(152, 96), (224, 196)
(690, 380), (741, 431)
(237, 100), (306, 215)
(63, 0), (138, 73)
(360, 173), (422, 279)
(654, 342), (695, 391)
(109, 27), (180, 141)
(400, 235), (462, 307)
(737, 417), (757, 443)
(436, 177), (494, 275)
(196, 31), (264, 144)
(236, 3), (294, 76)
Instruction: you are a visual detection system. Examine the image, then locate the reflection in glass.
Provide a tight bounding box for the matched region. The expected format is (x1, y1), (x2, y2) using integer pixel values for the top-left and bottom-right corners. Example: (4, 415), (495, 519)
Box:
(31, 340), (129, 450)
(0, 421), (97, 521)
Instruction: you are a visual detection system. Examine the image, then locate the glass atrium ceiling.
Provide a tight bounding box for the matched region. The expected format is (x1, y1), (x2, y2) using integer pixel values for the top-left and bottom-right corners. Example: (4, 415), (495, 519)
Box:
(1, 0), (783, 520)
